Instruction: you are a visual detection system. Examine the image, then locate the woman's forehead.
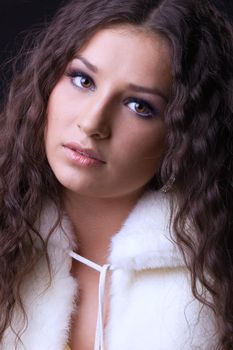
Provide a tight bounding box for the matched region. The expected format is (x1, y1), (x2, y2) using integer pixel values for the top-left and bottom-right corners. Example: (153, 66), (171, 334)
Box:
(72, 25), (172, 95)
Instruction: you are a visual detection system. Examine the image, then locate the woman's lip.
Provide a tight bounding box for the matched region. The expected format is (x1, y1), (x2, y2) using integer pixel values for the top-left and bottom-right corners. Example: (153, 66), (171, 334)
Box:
(63, 142), (106, 163)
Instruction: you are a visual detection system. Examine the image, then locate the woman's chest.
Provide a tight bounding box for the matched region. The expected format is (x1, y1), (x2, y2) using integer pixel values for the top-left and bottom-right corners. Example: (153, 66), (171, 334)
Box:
(69, 288), (99, 350)
(69, 264), (111, 350)
(3, 257), (217, 350)
(67, 267), (217, 350)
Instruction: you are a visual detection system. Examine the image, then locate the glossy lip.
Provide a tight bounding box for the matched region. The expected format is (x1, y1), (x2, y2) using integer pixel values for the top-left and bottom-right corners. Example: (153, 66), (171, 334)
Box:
(63, 142), (106, 166)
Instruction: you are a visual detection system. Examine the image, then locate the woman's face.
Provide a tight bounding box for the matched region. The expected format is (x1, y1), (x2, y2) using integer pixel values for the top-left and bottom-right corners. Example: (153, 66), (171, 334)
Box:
(45, 26), (172, 200)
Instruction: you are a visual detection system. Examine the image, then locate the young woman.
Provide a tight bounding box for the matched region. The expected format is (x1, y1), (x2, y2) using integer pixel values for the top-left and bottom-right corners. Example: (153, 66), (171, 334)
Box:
(0, 0), (232, 349)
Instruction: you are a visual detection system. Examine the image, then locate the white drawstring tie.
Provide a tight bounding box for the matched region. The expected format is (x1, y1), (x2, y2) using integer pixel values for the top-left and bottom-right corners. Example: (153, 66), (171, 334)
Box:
(69, 251), (114, 350)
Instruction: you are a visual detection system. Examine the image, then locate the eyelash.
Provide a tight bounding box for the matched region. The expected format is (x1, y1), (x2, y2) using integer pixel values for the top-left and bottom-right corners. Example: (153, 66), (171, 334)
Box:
(124, 97), (159, 119)
(65, 69), (159, 119)
(66, 69), (95, 91)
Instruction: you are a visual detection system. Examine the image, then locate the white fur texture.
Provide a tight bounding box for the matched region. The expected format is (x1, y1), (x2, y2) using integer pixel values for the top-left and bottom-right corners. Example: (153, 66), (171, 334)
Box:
(3, 192), (218, 349)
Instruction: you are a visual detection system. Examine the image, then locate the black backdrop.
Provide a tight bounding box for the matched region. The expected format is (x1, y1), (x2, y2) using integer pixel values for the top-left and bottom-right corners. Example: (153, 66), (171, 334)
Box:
(0, 0), (64, 102)
(0, 0), (233, 102)
(0, 0), (64, 62)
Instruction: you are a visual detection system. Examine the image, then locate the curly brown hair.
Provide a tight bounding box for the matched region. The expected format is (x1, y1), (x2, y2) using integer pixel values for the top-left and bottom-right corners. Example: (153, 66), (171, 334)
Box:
(0, 0), (233, 348)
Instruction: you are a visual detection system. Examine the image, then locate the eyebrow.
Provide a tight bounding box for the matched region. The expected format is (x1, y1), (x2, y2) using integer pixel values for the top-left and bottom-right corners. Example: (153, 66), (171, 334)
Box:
(128, 83), (168, 102)
(77, 56), (98, 73)
(76, 56), (169, 102)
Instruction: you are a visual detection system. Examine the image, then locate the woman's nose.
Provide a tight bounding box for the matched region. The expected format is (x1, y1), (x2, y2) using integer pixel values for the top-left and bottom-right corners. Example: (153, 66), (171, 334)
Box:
(76, 96), (112, 139)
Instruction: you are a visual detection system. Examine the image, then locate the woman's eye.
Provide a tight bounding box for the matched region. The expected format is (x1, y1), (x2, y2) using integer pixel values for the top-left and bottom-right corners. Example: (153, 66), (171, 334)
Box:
(126, 99), (158, 119)
(66, 70), (95, 91)
(73, 75), (94, 90)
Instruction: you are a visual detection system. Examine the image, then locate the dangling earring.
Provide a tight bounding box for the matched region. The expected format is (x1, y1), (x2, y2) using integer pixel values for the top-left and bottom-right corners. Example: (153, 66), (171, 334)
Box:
(160, 174), (176, 193)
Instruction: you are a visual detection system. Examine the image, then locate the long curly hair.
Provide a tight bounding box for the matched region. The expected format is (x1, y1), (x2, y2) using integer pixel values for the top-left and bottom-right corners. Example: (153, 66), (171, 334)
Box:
(0, 0), (232, 348)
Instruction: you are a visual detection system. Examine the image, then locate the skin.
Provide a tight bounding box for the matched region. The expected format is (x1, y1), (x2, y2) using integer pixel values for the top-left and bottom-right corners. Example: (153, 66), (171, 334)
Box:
(45, 25), (172, 350)
(45, 26), (171, 201)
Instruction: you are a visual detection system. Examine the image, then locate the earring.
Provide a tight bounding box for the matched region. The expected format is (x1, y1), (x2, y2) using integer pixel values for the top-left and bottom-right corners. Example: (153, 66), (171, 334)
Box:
(160, 174), (176, 193)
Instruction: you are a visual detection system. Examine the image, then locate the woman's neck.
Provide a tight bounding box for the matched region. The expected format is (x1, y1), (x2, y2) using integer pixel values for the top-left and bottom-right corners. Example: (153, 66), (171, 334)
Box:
(63, 190), (142, 265)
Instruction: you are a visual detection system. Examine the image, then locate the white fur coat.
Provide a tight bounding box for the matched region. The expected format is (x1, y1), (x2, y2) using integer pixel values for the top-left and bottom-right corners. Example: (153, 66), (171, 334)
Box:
(2, 191), (218, 349)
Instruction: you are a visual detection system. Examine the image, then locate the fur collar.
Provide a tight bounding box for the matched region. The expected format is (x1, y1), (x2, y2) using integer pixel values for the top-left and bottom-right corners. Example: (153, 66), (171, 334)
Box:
(108, 191), (184, 270)
(2, 191), (187, 350)
(40, 190), (184, 271)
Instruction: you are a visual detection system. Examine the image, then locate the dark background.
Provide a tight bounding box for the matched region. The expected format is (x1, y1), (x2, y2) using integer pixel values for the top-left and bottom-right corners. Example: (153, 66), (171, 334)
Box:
(0, 0), (64, 63)
(0, 0), (64, 102)
(0, 0), (233, 102)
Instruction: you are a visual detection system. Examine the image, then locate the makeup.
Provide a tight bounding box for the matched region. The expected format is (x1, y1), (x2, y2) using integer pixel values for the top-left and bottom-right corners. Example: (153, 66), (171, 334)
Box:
(63, 142), (106, 167)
